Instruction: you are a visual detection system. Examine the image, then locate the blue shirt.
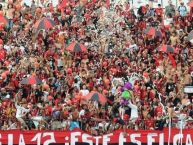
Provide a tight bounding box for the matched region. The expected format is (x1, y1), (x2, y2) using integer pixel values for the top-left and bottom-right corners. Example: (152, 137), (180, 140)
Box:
(178, 6), (187, 17)
(70, 121), (80, 131)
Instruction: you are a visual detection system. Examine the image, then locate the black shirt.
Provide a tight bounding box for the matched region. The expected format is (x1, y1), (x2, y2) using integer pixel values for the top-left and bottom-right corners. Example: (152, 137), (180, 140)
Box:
(166, 82), (176, 95)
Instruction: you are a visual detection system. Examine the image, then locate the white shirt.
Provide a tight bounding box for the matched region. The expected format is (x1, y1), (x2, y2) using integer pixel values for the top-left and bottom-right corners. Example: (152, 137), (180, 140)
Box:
(31, 116), (43, 128)
(45, 12), (53, 19)
(80, 89), (89, 96)
(73, 82), (80, 90)
(61, 120), (70, 129)
(128, 44), (139, 51)
(119, 107), (125, 120)
(4, 45), (11, 52)
(177, 113), (187, 129)
(128, 101), (138, 120)
(57, 58), (63, 67)
(15, 103), (30, 118)
(8, 123), (17, 130)
(36, 0), (47, 8)
(164, 18), (173, 26)
(19, 46), (25, 53)
(79, 109), (85, 118)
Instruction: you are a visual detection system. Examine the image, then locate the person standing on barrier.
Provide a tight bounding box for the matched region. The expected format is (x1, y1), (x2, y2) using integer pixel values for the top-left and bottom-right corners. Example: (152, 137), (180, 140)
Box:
(15, 99), (30, 130)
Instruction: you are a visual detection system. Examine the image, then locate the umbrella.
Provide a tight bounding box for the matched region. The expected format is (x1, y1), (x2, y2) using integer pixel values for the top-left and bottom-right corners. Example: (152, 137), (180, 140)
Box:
(33, 17), (56, 31)
(66, 42), (87, 53)
(84, 91), (107, 105)
(121, 91), (132, 100)
(188, 30), (193, 41)
(157, 45), (177, 53)
(143, 27), (163, 38)
(188, 1), (193, 7)
(0, 16), (8, 26)
(20, 76), (42, 85)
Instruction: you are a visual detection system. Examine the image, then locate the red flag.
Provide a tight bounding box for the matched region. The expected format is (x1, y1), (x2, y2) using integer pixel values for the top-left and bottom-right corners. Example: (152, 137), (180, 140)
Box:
(58, 0), (68, 10)
(168, 53), (177, 68)
(106, 0), (110, 8)
(93, 0), (97, 3)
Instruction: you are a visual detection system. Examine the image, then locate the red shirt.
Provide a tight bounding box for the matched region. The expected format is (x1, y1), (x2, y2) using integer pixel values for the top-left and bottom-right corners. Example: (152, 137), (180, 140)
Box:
(155, 8), (163, 16)
(11, 78), (19, 88)
(186, 14), (193, 22)
(84, 13), (91, 21)
(44, 49), (54, 58)
(31, 108), (38, 117)
(38, 73), (49, 80)
(155, 106), (163, 116)
(45, 106), (52, 116)
(145, 118), (155, 129)
(149, 90), (155, 100)
(138, 21), (146, 30)
(140, 89), (147, 100)
(141, 6), (147, 14)
(89, 81), (94, 90)
(65, 8), (71, 15)
(0, 49), (6, 61)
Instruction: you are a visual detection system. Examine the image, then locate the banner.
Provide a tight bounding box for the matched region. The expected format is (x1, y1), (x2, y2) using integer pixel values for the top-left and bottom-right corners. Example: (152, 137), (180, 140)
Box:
(0, 128), (192, 145)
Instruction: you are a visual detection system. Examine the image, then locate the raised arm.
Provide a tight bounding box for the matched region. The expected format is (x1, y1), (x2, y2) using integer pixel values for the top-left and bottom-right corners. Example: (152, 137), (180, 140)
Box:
(128, 100), (137, 109)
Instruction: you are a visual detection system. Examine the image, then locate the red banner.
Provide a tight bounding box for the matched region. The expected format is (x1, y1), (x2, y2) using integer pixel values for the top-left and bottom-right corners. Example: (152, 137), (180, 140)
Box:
(0, 128), (192, 145)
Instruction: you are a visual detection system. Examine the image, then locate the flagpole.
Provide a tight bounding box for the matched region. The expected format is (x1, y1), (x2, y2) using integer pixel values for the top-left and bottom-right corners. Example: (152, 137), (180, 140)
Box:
(176, 0), (178, 8)
(168, 117), (171, 145)
(180, 119), (183, 145)
(161, 0), (163, 7)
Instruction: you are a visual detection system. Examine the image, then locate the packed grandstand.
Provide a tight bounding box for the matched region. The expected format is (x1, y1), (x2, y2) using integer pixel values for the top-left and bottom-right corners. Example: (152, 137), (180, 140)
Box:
(0, 0), (193, 141)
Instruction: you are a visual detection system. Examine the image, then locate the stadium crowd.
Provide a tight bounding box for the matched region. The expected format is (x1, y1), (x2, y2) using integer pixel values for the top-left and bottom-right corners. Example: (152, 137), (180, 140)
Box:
(0, 0), (193, 136)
